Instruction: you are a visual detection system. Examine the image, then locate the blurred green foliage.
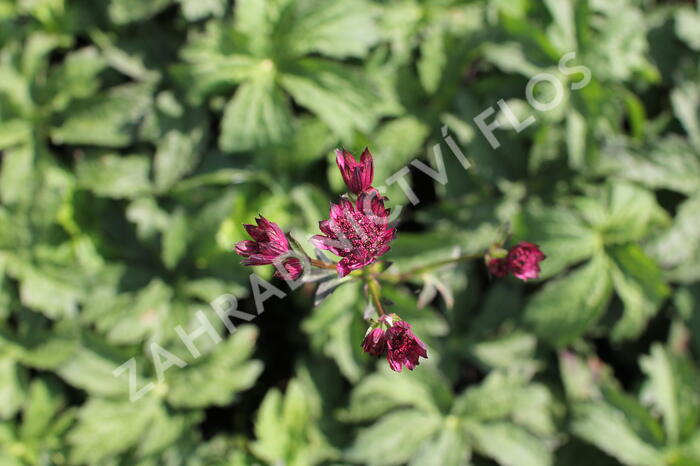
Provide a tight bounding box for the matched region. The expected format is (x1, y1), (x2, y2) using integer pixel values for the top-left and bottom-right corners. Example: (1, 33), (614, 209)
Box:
(1, 0), (700, 465)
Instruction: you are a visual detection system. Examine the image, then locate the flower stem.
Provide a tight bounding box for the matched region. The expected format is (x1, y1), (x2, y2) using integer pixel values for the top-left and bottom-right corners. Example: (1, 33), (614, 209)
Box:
(365, 274), (385, 317)
(379, 252), (483, 282)
(286, 233), (341, 271)
(310, 258), (338, 270)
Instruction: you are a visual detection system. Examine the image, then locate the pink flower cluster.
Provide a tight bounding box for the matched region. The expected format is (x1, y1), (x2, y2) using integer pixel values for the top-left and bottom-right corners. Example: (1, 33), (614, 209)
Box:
(361, 317), (428, 372)
(233, 147), (546, 374)
(487, 242), (546, 281)
(312, 149), (395, 277)
(234, 148), (394, 279)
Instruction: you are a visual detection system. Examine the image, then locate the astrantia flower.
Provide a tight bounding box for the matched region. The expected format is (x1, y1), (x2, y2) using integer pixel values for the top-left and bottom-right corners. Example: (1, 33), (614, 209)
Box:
(506, 242), (545, 281)
(234, 216), (303, 280)
(336, 147), (374, 194)
(361, 327), (387, 357)
(312, 188), (396, 277)
(385, 321), (428, 372)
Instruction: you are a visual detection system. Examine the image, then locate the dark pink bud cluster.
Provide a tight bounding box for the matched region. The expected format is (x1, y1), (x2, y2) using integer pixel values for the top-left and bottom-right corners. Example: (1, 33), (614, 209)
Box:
(336, 148), (374, 194)
(234, 216), (303, 280)
(361, 317), (428, 372)
(487, 242), (546, 281)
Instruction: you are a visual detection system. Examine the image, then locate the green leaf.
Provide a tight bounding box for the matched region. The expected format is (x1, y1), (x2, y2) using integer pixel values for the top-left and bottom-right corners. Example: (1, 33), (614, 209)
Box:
(453, 371), (554, 436)
(572, 401), (664, 466)
(524, 255), (613, 347)
(0, 358), (27, 420)
(671, 81), (700, 146)
(0, 119), (31, 150)
(341, 366), (451, 422)
(166, 326), (263, 408)
(640, 344), (700, 444)
(280, 58), (378, 141)
(19, 266), (82, 319)
(583, 1), (652, 82)
(544, 0), (576, 52)
(251, 389), (286, 462)
(417, 24), (446, 94)
(597, 138), (700, 196)
(162, 208), (188, 270)
(371, 115), (431, 185)
(109, 0), (174, 24)
(15, 320), (80, 370)
(559, 351), (601, 401)
(68, 397), (160, 464)
(219, 73), (293, 152)
(0, 144), (36, 206)
(467, 422), (552, 466)
(46, 46), (108, 110)
(76, 154), (151, 199)
(601, 385), (666, 447)
(648, 195), (700, 282)
(675, 9), (700, 51)
(21, 31), (61, 80)
(154, 129), (203, 193)
(345, 409), (442, 466)
(95, 280), (175, 345)
(566, 109), (586, 169)
(608, 244), (669, 341)
(280, 0), (379, 59)
(233, 0), (276, 57)
(481, 42), (547, 77)
(577, 183), (669, 245)
(409, 420), (471, 466)
(51, 83), (153, 148)
(137, 409), (194, 457)
(57, 339), (131, 397)
(470, 332), (538, 370)
(126, 197), (170, 240)
(20, 378), (62, 440)
(178, 0), (226, 20)
(251, 375), (338, 466)
(676, 430), (700, 463)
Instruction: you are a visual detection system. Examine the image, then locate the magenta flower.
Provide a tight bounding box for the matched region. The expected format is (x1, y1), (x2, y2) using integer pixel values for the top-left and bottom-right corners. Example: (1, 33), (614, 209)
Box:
(385, 321), (428, 372)
(487, 258), (509, 277)
(311, 188), (396, 277)
(336, 148), (374, 194)
(507, 242), (545, 281)
(234, 216), (303, 280)
(361, 327), (387, 357)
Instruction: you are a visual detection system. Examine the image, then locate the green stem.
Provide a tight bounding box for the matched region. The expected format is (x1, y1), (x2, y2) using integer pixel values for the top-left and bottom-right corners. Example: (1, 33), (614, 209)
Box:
(379, 252), (483, 283)
(287, 234), (339, 271)
(310, 258), (338, 270)
(365, 273), (385, 317)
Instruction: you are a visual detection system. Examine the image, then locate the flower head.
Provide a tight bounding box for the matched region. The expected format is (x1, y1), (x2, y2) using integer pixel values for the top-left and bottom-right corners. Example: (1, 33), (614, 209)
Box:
(385, 321), (428, 372)
(361, 327), (387, 357)
(506, 242), (545, 281)
(336, 147), (374, 194)
(234, 216), (303, 280)
(311, 188), (396, 277)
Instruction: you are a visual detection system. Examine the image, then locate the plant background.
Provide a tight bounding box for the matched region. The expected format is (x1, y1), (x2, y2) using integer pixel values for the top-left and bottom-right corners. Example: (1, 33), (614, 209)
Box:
(1, 0), (700, 465)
